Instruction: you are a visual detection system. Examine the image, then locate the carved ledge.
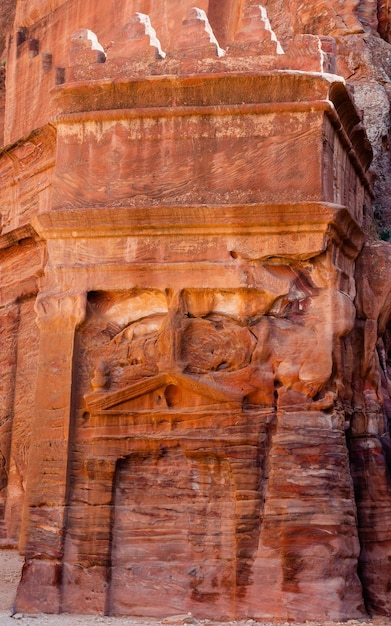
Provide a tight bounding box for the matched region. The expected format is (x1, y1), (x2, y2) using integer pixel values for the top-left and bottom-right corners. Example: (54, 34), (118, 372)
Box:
(0, 224), (39, 250)
(32, 202), (363, 255)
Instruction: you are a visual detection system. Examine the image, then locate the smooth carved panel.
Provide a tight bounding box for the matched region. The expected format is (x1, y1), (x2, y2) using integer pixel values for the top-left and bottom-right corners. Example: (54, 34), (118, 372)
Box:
(109, 448), (236, 617)
(53, 113), (324, 210)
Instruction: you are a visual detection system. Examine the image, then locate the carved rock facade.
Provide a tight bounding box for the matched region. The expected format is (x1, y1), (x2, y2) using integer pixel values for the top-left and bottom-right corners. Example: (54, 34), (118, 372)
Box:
(1, 0), (391, 621)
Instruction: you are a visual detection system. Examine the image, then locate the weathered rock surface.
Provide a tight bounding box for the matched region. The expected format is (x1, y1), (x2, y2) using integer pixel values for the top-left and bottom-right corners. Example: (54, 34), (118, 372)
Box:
(1, 0), (391, 622)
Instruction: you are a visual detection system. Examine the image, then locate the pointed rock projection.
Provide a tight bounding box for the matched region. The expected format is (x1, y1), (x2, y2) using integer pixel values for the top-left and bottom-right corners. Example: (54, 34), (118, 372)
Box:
(174, 7), (225, 59)
(107, 13), (166, 63)
(228, 4), (284, 55)
(68, 29), (106, 80)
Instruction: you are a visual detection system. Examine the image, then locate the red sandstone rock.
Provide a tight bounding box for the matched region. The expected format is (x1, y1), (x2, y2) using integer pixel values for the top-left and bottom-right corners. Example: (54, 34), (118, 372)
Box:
(1, 0), (391, 622)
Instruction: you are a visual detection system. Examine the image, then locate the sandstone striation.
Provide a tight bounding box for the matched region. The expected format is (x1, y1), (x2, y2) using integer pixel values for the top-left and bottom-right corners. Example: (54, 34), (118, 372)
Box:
(1, 0), (391, 622)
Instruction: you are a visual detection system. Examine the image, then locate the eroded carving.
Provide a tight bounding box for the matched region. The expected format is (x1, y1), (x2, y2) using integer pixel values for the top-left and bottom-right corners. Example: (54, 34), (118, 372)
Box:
(181, 316), (255, 374)
(84, 262), (348, 414)
(35, 292), (87, 331)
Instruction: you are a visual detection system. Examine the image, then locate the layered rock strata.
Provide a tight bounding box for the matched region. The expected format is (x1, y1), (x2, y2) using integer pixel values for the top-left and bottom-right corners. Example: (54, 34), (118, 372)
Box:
(1, 0), (391, 621)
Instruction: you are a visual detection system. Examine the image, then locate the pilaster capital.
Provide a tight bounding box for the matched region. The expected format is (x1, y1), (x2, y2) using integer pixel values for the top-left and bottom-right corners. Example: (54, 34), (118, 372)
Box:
(34, 292), (87, 331)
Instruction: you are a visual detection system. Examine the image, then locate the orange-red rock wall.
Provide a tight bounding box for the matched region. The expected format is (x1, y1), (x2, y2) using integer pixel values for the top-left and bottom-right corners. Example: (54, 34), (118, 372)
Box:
(2, 0), (391, 621)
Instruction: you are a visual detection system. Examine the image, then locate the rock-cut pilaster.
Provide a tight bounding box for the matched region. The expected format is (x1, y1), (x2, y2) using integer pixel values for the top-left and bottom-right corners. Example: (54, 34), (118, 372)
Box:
(16, 292), (86, 614)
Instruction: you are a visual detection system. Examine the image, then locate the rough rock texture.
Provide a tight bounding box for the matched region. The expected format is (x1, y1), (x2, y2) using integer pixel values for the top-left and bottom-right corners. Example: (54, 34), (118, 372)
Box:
(0, 0), (17, 146)
(1, 0), (391, 622)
